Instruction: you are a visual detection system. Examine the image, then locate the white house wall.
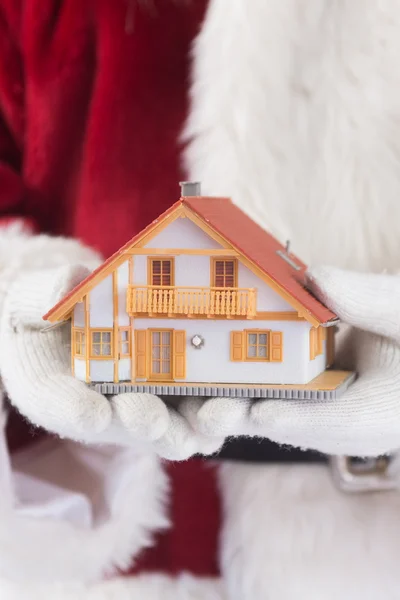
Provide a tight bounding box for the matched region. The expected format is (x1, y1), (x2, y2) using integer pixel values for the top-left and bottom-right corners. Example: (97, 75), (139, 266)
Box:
(133, 254), (210, 288)
(308, 348), (326, 380)
(118, 358), (131, 381)
(136, 318), (319, 385)
(90, 360), (114, 382)
(74, 359), (86, 381)
(117, 261), (130, 326)
(89, 274), (113, 328)
(73, 302), (85, 327)
(238, 264), (292, 311)
(145, 217), (224, 249)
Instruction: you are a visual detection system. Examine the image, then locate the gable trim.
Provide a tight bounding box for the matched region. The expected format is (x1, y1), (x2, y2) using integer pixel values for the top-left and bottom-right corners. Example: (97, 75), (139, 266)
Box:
(45, 199), (329, 327)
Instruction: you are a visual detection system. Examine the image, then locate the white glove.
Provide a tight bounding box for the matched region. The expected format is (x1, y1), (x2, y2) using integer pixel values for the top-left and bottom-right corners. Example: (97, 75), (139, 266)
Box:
(185, 266), (400, 457)
(0, 225), (222, 460)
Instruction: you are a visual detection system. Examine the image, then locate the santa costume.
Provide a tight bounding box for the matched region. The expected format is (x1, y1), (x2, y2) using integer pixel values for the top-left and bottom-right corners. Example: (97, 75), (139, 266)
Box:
(1, 1), (400, 599)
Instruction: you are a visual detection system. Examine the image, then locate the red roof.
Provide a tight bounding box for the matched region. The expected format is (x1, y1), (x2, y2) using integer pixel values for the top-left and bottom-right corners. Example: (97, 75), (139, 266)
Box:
(183, 197), (336, 325)
(44, 196), (337, 325)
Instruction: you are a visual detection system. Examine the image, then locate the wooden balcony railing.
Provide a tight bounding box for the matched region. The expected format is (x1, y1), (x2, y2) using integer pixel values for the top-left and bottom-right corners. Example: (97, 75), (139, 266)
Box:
(127, 286), (257, 318)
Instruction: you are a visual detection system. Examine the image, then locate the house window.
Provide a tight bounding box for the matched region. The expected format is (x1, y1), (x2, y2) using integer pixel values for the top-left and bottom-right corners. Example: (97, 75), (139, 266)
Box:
(90, 330), (113, 358)
(149, 258), (174, 287)
(74, 329), (85, 358)
(119, 327), (131, 358)
(310, 326), (325, 360)
(246, 331), (269, 360)
(211, 258), (237, 288)
(230, 330), (283, 362)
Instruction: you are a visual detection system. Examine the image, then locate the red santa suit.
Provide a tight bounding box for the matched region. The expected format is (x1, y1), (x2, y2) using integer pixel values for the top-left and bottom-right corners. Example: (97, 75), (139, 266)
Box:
(2, 2), (400, 599)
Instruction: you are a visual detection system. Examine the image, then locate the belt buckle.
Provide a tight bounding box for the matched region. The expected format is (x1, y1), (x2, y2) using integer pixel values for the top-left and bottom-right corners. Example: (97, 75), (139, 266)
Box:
(330, 455), (398, 493)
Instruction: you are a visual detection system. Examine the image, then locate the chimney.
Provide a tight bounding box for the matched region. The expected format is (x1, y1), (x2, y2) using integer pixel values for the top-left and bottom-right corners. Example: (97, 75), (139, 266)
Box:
(180, 181), (201, 197)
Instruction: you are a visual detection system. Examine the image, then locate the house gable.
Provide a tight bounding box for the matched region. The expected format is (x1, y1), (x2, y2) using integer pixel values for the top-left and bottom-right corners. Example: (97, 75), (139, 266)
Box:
(44, 198), (335, 326)
(140, 216), (293, 311)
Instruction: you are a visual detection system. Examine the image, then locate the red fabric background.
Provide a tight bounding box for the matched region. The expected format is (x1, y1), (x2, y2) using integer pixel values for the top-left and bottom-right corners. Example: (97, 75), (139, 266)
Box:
(0, 0), (220, 577)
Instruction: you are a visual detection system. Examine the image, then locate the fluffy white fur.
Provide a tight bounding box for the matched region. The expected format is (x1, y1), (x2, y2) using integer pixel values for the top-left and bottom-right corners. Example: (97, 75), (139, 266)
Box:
(219, 463), (400, 600)
(185, 0), (400, 272)
(0, 416), (170, 582)
(0, 574), (224, 600)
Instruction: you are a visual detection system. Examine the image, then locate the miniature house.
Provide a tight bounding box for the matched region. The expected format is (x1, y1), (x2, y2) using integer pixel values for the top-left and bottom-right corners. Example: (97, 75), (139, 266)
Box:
(44, 183), (351, 399)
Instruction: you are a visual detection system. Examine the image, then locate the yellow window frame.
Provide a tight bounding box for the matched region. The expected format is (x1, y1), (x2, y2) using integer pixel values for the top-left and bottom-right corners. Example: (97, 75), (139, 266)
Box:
(210, 257), (238, 288)
(73, 328), (86, 358)
(90, 329), (114, 360)
(148, 257), (175, 287)
(245, 330), (270, 361)
(119, 327), (131, 358)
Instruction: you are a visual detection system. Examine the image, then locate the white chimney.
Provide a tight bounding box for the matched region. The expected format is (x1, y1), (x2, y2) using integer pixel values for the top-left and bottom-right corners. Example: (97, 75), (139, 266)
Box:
(180, 181), (201, 197)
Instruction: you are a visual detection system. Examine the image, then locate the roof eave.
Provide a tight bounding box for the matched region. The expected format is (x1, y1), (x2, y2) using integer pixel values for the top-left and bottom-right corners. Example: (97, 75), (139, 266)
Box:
(321, 317), (340, 327)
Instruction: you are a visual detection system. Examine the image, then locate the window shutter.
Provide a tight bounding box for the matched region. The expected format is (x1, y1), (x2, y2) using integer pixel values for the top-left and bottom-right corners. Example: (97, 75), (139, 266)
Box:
(326, 327), (335, 368)
(135, 330), (147, 378)
(309, 327), (317, 360)
(317, 326), (326, 355)
(230, 331), (244, 361)
(173, 330), (186, 379)
(270, 331), (283, 362)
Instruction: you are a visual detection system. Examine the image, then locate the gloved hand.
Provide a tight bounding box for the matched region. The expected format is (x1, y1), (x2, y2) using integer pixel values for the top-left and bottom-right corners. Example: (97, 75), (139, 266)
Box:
(185, 266), (400, 457)
(0, 225), (223, 460)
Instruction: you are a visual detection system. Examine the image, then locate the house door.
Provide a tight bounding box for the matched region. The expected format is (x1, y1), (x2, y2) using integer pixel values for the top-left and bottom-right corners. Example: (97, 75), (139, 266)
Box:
(149, 330), (173, 380)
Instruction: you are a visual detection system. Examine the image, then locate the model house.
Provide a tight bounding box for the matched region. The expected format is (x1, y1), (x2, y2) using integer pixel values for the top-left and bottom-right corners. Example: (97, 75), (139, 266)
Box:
(44, 183), (353, 399)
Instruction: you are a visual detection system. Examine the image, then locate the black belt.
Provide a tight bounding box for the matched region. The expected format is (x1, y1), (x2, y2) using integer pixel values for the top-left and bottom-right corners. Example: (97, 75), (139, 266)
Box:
(214, 436), (327, 463)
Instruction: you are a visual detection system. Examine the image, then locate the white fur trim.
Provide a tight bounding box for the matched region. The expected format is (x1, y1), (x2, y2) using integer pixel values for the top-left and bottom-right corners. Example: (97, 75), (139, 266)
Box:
(0, 397), (169, 583)
(219, 463), (400, 600)
(0, 574), (224, 600)
(185, 0), (400, 272)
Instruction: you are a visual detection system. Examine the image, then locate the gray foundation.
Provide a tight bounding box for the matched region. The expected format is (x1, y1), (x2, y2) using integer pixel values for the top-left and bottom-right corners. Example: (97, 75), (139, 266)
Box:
(90, 372), (356, 400)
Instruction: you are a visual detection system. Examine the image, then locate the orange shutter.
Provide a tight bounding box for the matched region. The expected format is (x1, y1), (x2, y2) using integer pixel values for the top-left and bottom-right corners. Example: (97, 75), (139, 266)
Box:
(230, 331), (244, 361)
(326, 327), (335, 368)
(135, 330), (147, 378)
(173, 330), (186, 379)
(270, 331), (283, 362)
(309, 327), (317, 360)
(317, 326), (326, 355)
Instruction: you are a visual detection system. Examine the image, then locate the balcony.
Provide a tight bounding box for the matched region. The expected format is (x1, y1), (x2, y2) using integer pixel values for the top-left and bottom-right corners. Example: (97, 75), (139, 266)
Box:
(127, 285), (257, 318)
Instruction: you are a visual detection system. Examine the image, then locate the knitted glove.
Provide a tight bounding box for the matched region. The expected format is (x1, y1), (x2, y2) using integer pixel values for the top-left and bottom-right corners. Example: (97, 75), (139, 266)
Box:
(184, 267), (400, 457)
(0, 225), (222, 460)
